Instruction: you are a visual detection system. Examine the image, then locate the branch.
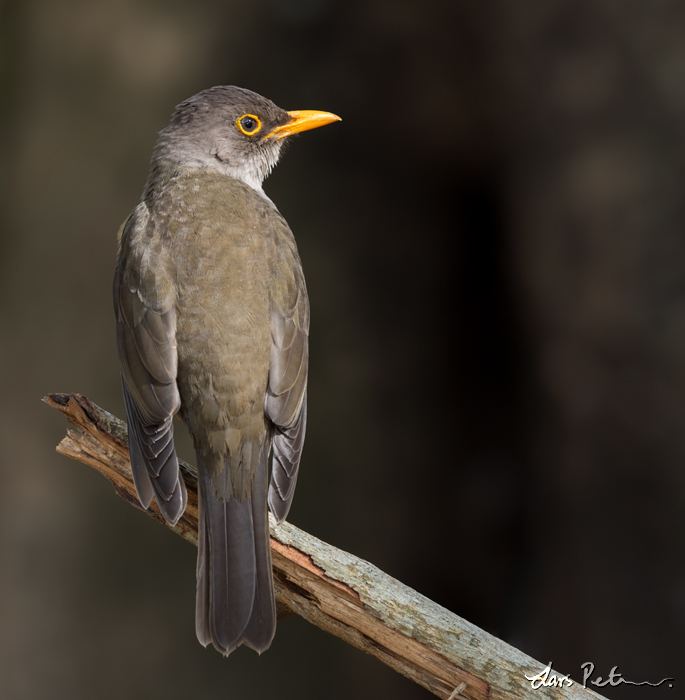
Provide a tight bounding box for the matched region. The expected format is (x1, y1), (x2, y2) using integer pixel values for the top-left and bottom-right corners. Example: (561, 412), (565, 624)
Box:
(45, 393), (607, 700)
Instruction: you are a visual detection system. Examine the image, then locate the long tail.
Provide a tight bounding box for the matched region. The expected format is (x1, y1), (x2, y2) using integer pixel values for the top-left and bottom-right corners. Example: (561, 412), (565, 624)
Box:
(195, 450), (276, 655)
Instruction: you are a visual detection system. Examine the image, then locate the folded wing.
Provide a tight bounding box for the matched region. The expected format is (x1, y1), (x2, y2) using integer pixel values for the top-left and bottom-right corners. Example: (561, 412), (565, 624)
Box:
(114, 211), (186, 525)
(265, 283), (309, 523)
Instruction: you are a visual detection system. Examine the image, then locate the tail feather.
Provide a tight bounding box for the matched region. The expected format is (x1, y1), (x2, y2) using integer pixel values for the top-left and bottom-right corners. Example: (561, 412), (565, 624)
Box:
(237, 446), (276, 652)
(195, 474), (211, 648)
(195, 451), (276, 655)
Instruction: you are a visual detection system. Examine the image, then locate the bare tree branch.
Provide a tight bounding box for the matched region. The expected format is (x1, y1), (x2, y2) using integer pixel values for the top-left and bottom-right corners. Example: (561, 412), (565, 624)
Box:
(45, 392), (607, 700)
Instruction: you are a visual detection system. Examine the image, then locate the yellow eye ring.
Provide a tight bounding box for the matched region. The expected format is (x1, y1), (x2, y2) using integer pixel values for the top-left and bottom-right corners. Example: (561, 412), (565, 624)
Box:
(236, 114), (262, 136)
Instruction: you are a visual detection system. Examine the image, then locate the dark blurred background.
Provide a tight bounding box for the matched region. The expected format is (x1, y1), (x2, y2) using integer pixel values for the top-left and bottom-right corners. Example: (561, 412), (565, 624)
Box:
(1, 1), (683, 698)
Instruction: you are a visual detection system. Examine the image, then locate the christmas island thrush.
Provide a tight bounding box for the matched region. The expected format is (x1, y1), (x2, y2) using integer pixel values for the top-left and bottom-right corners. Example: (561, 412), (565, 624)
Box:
(114, 86), (340, 655)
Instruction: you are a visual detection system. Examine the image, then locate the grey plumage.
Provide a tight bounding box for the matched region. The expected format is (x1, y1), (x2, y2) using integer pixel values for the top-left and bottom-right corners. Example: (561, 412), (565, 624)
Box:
(113, 86), (339, 654)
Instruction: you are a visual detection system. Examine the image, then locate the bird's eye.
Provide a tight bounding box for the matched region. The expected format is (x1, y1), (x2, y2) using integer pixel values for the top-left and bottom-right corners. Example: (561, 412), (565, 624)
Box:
(237, 114), (262, 136)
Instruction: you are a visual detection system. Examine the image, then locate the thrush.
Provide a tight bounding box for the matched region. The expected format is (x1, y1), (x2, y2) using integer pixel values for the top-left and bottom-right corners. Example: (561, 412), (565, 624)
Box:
(113, 86), (340, 655)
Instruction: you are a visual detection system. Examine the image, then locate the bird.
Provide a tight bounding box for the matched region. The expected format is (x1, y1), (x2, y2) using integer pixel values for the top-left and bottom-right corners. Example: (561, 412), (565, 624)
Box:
(113, 86), (340, 655)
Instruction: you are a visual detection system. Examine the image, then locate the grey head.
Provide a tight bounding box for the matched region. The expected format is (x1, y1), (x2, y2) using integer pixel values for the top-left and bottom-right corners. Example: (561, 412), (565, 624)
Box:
(145, 85), (340, 195)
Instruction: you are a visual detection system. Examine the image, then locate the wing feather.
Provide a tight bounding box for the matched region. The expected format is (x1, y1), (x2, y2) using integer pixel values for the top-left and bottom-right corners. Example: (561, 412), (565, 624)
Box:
(265, 273), (309, 523)
(114, 209), (186, 526)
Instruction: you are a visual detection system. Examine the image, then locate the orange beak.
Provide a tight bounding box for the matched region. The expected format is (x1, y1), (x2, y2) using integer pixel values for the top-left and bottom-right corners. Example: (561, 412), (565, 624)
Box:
(267, 110), (341, 140)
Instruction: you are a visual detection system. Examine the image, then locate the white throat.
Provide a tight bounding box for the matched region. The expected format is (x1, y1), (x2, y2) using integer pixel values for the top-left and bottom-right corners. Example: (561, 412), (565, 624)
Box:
(210, 140), (284, 194)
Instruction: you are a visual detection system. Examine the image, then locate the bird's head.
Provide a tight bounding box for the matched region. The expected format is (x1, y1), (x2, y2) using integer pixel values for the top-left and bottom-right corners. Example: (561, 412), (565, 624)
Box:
(148, 85), (340, 193)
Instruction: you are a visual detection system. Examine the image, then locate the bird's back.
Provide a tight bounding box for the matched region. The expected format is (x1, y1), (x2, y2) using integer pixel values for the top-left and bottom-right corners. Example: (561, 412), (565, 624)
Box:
(145, 171), (301, 498)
